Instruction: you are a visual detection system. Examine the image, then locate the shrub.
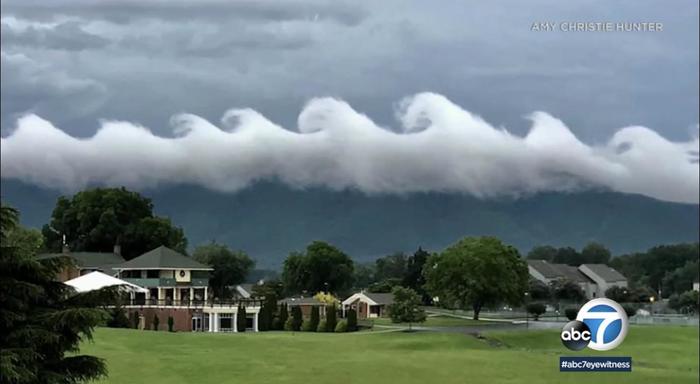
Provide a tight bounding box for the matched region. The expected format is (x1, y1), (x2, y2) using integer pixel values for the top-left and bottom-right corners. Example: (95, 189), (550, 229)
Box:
(291, 306), (303, 331)
(107, 306), (131, 328)
(526, 303), (546, 321)
(325, 305), (337, 332)
(564, 308), (578, 321)
(278, 304), (288, 330)
(301, 319), (313, 332)
(237, 304), (247, 332)
(346, 308), (358, 332)
(167, 316), (174, 332)
(309, 306), (320, 332)
(284, 317), (294, 331)
(152, 314), (160, 331)
(317, 319), (327, 333)
(271, 316), (282, 331)
(335, 320), (347, 333)
(622, 304), (637, 318)
(131, 311), (140, 329)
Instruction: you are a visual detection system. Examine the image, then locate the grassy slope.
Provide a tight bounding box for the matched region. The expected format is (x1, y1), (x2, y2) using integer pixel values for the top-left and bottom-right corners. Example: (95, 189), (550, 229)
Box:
(81, 325), (698, 384)
(369, 315), (498, 327)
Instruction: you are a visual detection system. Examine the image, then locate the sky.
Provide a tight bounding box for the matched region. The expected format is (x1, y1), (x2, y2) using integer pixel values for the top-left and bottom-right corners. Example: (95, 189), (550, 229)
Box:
(1, 0), (698, 203)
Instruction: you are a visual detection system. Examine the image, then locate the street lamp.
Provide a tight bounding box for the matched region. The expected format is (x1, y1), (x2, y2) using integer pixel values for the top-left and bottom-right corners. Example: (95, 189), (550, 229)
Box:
(649, 296), (655, 316)
(524, 292), (529, 329)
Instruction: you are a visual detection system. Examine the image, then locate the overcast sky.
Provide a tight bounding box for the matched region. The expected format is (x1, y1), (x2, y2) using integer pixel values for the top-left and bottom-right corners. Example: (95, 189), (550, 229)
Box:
(1, 1), (698, 203)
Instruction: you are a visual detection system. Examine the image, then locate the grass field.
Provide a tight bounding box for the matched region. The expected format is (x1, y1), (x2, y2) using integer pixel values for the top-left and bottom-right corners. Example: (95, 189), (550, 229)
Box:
(369, 315), (498, 327)
(81, 325), (698, 384)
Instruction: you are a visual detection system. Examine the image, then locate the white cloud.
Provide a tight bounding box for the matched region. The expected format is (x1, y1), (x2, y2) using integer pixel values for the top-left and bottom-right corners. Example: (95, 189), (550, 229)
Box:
(1, 93), (697, 203)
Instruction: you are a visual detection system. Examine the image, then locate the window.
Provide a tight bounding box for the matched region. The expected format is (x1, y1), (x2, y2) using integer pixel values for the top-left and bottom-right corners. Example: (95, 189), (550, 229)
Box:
(219, 313), (233, 332)
(146, 270), (159, 278)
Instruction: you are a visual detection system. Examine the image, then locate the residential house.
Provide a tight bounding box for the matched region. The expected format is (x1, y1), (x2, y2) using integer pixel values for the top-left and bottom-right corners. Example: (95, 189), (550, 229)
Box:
(278, 296), (327, 318)
(578, 264), (628, 299)
(342, 292), (394, 319)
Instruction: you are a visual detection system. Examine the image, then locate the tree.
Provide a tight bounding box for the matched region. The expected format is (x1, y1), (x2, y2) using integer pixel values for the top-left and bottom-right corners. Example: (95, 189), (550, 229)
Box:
(662, 259), (699, 297)
(281, 241), (354, 295)
(375, 252), (407, 282)
(526, 303), (546, 320)
(334, 320), (348, 333)
(309, 306), (320, 332)
(404, 247), (430, 304)
(605, 286), (630, 302)
(291, 306), (303, 331)
(4, 225), (44, 255)
(551, 247), (580, 265)
(389, 286), (426, 330)
(528, 280), (551, 301)
(669, 291), (699, 314)
(152, 314), (160, 331)
(550, 279), (585, 302)
(41, 187), (187, 259)
(352, 263), (376, 289)
(526, 245), (558, 261)
(325, 304), (337, 332)
(1, 204), (111, 383)
(424, 237), (528, 320)
(276, 303), (288, 330)
(346, 308), (358, 332)
(167, 316), (175, 332)
(193, 242), (254, 299)
(237, 304), (247, 332)
(107, 305), (131, 328)
(581, 242), (611, 264)
(368, 278), (402, 293)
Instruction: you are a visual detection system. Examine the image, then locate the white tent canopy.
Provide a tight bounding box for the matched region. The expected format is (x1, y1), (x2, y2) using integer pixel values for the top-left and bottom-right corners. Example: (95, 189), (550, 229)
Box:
(65, 271), (148, 293)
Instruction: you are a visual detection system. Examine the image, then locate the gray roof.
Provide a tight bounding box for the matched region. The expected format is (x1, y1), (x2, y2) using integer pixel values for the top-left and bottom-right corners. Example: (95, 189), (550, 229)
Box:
(37, 251), (125, 270)
(364, 292), (394, 305)
(278, 297), (324, 306)
(581, 264), (627, 282)
(114, 246), (211, 270)
(528, 260), (592, 284)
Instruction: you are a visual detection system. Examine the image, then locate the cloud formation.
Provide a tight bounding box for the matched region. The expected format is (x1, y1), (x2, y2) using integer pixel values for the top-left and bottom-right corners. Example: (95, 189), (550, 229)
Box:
(1, 93), (697, 203)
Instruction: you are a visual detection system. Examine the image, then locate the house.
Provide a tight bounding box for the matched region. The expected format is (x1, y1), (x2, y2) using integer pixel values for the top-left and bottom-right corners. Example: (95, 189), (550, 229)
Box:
(234, 284), (256, 299)
(578, 264), (628, 298)
(527, 259), (597, 299)
(527, 260), (628, 299)
(114, 245), (261, 332)
(278, 296), (327, 318)
(342, 292), (394, 319)
(37, 245), (125, 282)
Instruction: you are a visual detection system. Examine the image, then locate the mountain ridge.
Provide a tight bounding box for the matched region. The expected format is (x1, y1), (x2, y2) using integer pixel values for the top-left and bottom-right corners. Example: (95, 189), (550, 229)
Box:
(1, 179), (698, 268)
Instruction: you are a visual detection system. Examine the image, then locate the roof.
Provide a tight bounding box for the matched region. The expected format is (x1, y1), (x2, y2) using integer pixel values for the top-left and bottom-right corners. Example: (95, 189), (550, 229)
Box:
(236, 284), (255, 298)
(114, 246), (212, 270)
(580, 264), (627, 282)
(37, 251), (125, 270)
(342, 292), (394, 306)
(278, 297), (324, 306)
(65, 271), (148, 293)
(527, 260), (593, 284)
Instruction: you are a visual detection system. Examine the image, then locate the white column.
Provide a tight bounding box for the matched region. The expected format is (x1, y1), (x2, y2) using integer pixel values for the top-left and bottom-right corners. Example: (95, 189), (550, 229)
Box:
(233, 310), (238, 333)
(204, 287), (208, 303)
(253, 312), (259, 332)
(213, 313), (219, 332)
(208, 313), (213, 332)
(189, 287), (194, 305)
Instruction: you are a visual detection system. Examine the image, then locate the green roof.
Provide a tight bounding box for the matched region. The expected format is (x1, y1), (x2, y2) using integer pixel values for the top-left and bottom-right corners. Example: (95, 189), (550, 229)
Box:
(115, 246), (212, 270)
(37, 252), (125, 269)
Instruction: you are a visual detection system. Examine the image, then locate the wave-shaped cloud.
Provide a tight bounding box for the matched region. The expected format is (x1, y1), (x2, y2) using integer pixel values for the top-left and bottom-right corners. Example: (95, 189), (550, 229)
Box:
(1, 93), (698, 203)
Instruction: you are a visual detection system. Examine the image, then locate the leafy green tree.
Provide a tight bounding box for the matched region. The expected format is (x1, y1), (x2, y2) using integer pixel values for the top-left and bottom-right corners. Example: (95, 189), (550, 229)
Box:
(580, 242), (611, 264)
(167, 316), (175, 332)
(193, 242), (254, 299)
(309, 306), (320, 332)
(375, 252), (407, 282)
(526, 303), (546, 320)
(325, 304), (337, 332)
(389, 286), (426, 330)
(291, 306), (303, 331)
(277, 303), (288, 330)
(404, 247), (430, 304)
(368, 278), (402, 293)
(107, 305), (131, 328)
(284, 317), (294, 331)
(41, 187), (187, 259)
(4, 225), (44, 255)
(282, 241), (354, 295)
(526, 245), (558, 261)
(551, 247), (580, 265)
(662, 260), (699, 297)
(550, 279), (585, 302)
(316, 319), (327, 333)
(1, 204), (112, 383)
(669, 291), (699, 314)
(528, 280), (551, 301)
(564, 307), (578, 320)
(605, 286), (630, 302)
(237, 304), (247, 332)
(346, 308), (358, 332)
(425, 236), (528, 320)
(152, 314), (160, 331)
(352, 262), (376, 290)
(334, 320), (348, 333)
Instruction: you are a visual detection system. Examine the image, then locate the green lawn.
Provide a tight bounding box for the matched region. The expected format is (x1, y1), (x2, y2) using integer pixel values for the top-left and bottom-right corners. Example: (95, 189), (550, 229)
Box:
(81, 325), (698, 384)
(369, 315), (498, 327)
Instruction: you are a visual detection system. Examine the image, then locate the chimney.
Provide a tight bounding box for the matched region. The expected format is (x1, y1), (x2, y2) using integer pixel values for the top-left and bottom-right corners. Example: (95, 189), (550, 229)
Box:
(113, 244), (121, 256)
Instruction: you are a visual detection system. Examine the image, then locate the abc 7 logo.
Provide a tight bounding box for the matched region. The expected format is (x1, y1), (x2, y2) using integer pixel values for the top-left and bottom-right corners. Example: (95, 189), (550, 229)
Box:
(561, 298), (628, 351)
